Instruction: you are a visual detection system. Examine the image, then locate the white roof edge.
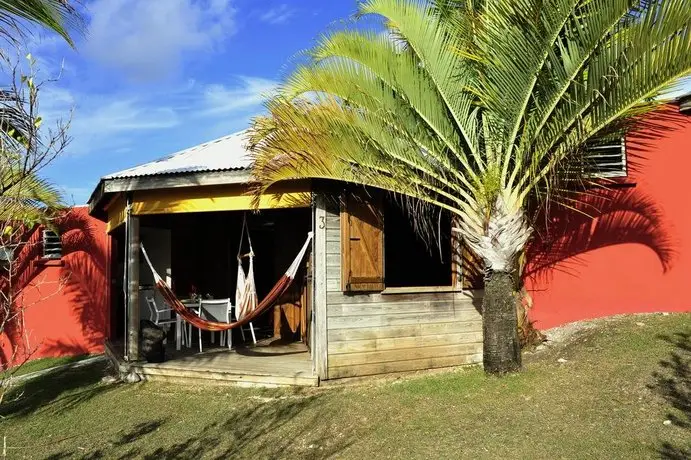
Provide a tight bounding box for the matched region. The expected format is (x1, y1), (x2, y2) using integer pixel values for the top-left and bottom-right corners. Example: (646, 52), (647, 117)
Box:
(104, 130), (253, 179)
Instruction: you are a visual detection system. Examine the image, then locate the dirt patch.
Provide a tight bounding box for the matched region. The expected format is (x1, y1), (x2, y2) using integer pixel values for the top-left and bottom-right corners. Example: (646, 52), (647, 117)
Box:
(538, 312), (673, 349)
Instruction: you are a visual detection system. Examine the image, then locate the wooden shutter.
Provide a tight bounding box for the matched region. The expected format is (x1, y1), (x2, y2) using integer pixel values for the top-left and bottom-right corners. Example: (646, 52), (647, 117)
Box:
(341, 194), (385, 292)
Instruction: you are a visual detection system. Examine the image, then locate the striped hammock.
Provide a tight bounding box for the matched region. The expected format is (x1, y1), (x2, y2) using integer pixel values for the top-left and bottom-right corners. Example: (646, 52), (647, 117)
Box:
(140, 232), (312, 332)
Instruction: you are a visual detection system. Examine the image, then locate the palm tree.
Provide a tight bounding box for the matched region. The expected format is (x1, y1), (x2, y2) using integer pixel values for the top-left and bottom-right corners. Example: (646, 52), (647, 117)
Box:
(248, 0), (691, 374)
(0, 167), (62, 227)
(0, 0), (80, 227)
(0, 0), (80, 46)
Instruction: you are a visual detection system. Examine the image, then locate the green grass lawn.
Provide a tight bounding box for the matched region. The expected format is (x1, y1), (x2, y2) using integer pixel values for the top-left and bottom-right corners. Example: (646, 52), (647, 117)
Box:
(0, 314), (688, 459)
(3, 354), (91, 379)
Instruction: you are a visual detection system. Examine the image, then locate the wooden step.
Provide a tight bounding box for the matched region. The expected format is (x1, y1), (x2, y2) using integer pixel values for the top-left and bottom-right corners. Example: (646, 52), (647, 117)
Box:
(130, 363), (318, 387)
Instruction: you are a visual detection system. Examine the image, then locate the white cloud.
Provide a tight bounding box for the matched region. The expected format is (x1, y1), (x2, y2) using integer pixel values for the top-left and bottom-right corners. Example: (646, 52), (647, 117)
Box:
(39, 85), (181, 157)
(84, 0), (237, 81)
(259, 4), (295, 25)
(82, 99), (180, 133)
(39, 74), (278, 157)
(199, 76), (278, 116)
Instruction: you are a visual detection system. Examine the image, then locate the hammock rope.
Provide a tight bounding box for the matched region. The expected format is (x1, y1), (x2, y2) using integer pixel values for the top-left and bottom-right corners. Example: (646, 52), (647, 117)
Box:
(140, 231), (313, 332)
(235, 215), (257, 321)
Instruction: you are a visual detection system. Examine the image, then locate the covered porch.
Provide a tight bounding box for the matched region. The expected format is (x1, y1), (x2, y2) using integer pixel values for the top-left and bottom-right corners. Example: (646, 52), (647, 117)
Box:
(88, 132), (324, 385)
(107, 202), (316, 386)
(106, 339), (317, 386)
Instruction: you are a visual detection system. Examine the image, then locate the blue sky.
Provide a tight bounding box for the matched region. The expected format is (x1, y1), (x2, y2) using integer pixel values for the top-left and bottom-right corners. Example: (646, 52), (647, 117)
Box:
(24, 0), (691, 205)
(28, 0), (360, 205)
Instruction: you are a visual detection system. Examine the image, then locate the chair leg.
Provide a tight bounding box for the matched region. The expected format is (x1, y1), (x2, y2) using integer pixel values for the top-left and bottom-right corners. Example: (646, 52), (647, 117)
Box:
(240, 327), (246, 341)
(250, 323), (257, 345)
(198, 328), (203, 353)
(211, 331), (215, 345)
(176, 316), (183, 350)
(228, 329), (232, 349)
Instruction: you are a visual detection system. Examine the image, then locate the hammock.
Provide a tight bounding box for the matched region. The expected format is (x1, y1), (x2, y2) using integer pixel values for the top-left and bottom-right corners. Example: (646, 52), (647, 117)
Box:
(235, 216), (257, 321)
(140, 231), (313, 332)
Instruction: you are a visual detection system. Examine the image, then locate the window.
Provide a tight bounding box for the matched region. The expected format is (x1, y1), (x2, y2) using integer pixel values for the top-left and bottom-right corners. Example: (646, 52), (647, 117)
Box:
(42, 230), (62, 259)
(583, 137), (627, 178)
(340, 191), (459, 292)
(383, 198), (451, 288)
(0, 245), (15, 268)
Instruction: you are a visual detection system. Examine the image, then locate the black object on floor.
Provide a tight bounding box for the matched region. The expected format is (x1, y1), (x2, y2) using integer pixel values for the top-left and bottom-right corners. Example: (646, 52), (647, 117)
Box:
(140, 320), (165, 363)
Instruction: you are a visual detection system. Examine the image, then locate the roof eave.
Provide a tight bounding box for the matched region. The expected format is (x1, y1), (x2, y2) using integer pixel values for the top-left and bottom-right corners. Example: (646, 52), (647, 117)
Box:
(675, 92), (691, 114)
(87, 180), (107, 215)
(87, 169), (253, 216)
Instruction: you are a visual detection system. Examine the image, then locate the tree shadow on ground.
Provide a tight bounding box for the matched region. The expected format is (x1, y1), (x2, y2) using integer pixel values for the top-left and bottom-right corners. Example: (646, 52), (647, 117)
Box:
(46, 390), (356, 460)
(650, 331), (690, 459)
(0, 362), (116, 419)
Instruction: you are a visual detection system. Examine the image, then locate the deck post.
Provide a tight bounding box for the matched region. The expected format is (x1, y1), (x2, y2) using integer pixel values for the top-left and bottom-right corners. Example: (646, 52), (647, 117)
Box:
(313, 194), (329, 380)
(126, 206), (140, 362)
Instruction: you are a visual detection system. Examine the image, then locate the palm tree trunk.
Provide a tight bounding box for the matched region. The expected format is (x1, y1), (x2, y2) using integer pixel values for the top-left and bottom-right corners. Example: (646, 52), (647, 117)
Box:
(482, 270), (521, 374)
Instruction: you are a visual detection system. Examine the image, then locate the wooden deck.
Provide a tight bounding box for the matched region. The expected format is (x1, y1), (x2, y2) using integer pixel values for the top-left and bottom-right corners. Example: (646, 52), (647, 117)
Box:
(107, 340), (317, 387)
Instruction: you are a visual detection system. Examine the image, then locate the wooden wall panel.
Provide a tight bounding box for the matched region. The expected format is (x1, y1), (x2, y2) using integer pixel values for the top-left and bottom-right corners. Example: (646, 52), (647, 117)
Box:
(323, 199), (484, 380)
(313, 195), (329, 380)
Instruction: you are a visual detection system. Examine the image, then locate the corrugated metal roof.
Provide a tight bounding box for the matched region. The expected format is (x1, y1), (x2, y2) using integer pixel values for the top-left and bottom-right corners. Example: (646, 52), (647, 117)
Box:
(104, 130), (252, 179)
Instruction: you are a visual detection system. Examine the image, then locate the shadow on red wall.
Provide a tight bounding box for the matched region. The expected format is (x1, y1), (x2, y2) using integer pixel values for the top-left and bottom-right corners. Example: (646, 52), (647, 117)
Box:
(526, 107), (691, 329)
(0, 207), (110, 368)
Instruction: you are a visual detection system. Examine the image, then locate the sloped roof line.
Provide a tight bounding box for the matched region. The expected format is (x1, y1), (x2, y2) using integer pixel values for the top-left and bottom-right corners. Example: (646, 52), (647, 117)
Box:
(104, 130), (253, 179)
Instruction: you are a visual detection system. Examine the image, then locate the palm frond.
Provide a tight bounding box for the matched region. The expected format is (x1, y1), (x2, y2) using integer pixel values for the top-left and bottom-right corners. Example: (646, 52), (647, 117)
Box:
(0, 166), (63, 227)
(249, 0), (691, 270)
(0, 0), (82, 46)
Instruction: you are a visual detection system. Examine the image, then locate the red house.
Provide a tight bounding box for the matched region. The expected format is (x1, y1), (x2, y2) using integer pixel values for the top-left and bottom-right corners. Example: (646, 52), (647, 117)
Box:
(0, 207), (110, 368)
(2, 99), (689, 375)
(527, 101), (691, 328)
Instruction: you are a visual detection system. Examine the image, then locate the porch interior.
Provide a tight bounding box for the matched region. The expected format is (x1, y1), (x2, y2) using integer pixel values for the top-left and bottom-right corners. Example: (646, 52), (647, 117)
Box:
(109, 207), (315, 386)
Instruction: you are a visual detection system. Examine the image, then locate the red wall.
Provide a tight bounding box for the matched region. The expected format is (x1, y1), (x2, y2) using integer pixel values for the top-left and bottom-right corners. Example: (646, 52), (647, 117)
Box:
(527, 108), (691, 329)
(3, 113), (689, 364)
(0, 207), (110, 368)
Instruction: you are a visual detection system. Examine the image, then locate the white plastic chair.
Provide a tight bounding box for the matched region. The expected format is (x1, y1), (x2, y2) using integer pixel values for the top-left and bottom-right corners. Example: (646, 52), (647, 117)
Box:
(199, 299), (232, 353)
(146, 295), (186, 348)
(145, 296), (176, 326)
(236, 305), (257, 346)
(181, 299), (201, 350)
(227, 303), (257, 348)
(184, 299), (258, 353)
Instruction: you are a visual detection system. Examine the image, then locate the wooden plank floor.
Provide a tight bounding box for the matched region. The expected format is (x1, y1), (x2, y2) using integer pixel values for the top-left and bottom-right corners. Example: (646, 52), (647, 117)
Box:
(110, 339), (317, 387)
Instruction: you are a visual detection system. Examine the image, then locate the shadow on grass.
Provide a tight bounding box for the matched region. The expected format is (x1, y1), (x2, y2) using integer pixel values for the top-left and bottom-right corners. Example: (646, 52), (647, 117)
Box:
(650, 331), (690, 459)
(46, 391), (356, 459)
(0, 362), (116, 419)
(2, 359), (358, 459)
